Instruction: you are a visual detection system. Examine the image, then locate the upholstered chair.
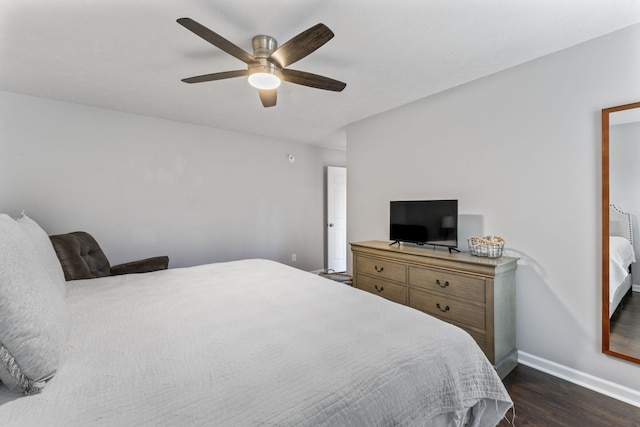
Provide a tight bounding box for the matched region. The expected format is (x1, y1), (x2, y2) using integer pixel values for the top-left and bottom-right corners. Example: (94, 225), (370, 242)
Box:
(49, 231), (169, 281)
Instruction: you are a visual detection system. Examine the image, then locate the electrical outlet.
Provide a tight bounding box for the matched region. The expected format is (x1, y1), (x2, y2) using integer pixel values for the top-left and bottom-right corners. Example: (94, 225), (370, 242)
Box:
(292, 254), (296, 262)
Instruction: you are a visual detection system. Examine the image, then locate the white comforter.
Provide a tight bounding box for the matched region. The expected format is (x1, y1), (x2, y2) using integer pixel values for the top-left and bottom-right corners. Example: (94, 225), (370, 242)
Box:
(610, 236), (635, 300)
(0, 259), (511, 426)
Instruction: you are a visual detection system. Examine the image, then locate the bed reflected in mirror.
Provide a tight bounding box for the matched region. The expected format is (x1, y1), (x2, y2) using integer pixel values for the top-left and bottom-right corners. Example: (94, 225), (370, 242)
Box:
(602, 102), (640, 364)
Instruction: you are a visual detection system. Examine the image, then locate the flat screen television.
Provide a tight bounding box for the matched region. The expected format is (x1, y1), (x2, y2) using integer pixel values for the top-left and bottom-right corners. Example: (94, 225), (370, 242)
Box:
(389, 200), (458, 249)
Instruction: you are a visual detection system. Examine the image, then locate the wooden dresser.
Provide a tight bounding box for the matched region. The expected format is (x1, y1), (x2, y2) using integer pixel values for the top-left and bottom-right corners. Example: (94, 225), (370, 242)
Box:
(351, 240), (518, 379)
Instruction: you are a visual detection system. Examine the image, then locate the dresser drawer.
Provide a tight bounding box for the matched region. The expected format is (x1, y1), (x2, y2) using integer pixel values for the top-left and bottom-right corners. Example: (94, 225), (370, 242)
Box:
(409, 266), (485, 302)
(409, 288), (485, 330)
(466, 329), (486, 352)
(357, 275), (407, 305)
(445, 319), (486, 353)
(355, 255), (407, 284)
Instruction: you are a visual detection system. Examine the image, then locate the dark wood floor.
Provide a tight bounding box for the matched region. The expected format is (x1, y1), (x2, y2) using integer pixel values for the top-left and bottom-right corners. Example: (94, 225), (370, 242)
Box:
(497, 365), (640, 426)
(610, 290), (640, 356)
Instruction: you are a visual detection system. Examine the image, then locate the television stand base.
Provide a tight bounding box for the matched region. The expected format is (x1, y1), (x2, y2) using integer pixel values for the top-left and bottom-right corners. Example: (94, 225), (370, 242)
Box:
(448, 247), (460, 254)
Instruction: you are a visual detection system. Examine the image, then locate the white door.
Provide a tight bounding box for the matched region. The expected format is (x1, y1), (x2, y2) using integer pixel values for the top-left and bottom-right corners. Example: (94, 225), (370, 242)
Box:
(327, 166), (347, 272)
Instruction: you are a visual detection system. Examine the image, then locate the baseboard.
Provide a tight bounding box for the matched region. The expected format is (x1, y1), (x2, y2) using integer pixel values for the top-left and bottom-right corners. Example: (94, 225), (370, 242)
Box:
(632, 284), (640, 292)
(518, 351), (640, 409)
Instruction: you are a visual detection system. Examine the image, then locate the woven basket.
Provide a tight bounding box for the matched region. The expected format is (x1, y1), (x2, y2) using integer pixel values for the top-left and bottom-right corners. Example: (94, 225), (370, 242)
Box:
(468, 236), (505, 258)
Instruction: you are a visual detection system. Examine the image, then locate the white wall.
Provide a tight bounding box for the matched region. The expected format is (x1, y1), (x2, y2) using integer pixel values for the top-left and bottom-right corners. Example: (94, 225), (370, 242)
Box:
(0, 91), (346, 271)
(347, 24), (640, 393)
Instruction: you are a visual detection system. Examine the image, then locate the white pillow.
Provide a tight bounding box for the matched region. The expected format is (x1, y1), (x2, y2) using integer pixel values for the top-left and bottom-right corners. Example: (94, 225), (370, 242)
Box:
(16, 214), (67, 296)
(0, 214), (70, 394)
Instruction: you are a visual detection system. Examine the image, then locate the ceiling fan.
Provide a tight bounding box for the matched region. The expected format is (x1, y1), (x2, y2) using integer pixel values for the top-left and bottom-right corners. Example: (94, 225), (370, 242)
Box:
(177, 18), (347, 107)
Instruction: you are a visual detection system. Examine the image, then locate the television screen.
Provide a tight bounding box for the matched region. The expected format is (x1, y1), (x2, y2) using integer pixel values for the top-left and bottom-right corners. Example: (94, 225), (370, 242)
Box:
(390, 200), (458, 248)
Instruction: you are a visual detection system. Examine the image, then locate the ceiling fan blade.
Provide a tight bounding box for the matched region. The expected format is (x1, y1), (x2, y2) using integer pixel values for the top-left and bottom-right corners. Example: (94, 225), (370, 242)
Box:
(182, 70), (248, 84)
(270, 23), (334, 68)
(281, 69), (346, 92)
(259, 89), (277, 107)
(177, 18), (258, 65)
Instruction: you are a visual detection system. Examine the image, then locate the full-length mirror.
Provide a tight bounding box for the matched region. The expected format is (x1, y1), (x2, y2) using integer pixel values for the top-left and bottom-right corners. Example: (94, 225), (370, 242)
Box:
(602, 101), (640, 364)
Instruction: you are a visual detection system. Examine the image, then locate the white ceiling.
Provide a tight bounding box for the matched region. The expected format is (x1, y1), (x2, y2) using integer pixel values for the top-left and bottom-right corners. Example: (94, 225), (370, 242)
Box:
(1, 1), (639, 150)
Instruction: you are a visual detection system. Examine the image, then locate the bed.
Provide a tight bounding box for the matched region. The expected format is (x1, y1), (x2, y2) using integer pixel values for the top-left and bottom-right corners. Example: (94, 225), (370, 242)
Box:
(0, 214), (512, 426)
(609, 205), (636, 318)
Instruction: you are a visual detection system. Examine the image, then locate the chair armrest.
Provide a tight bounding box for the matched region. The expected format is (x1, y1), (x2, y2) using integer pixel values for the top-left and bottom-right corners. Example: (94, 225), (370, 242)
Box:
(110, 256), (169, 276)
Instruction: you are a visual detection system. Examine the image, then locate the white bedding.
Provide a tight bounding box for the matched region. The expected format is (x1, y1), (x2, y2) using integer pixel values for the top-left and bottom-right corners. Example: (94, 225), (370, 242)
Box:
(610, 236), (635, 317)
(0, 259), (511, 426)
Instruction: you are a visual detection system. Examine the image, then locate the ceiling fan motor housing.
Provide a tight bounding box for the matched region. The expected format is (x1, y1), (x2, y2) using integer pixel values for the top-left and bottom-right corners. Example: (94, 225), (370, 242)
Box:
(248, 35), (283, 82)
(252, 35), (277, 58)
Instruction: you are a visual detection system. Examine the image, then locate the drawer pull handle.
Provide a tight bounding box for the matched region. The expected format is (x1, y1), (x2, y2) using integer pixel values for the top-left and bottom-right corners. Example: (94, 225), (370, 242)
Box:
(374, 265), (384, 273)
(436, 279), (449, 288)
(374, 285), (384, 292)
(436, 303), (450, 313)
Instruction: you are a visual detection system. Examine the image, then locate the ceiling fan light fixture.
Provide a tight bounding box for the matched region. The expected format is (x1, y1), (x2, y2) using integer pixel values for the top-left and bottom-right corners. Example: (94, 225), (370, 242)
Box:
(248, 72), (281, 90)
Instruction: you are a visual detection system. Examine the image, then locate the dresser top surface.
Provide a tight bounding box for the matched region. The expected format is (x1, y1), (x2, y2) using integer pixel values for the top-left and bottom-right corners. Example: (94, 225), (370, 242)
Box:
(350, 240), (518, 269)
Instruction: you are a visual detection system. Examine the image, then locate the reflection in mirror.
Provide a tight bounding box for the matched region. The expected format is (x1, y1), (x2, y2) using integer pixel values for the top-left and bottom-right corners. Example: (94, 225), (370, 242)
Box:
(603, 102), (640, 364)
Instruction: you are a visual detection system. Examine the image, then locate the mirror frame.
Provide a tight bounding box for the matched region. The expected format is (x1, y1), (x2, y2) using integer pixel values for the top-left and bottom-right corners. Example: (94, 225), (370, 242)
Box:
(602, 101), (640, 364)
